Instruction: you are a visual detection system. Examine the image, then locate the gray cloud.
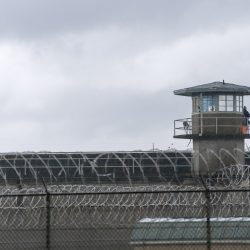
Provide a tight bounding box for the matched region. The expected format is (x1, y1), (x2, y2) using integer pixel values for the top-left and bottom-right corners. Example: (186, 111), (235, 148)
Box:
(0, 0), (250, 152)
(1, 0), (250, 39)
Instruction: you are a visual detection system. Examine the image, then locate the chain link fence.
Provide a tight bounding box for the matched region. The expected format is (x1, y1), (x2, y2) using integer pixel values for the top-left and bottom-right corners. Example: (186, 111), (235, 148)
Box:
(0, 184), (249, 249)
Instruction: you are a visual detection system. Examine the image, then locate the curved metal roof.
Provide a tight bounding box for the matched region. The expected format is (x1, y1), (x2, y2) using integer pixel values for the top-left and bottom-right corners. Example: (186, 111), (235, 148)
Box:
(174, 81), (250, 96)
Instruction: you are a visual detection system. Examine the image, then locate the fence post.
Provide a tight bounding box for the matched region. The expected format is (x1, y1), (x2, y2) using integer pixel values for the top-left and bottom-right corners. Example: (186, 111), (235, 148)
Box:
(42, 178), (51, 250)
(205, 188), (211, 250)
(46, 192), (51, 250)
(200, 176), (211, 250)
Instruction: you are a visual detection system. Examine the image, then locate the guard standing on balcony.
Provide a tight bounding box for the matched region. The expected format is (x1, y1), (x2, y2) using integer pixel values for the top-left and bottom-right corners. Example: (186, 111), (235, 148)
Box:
(183, 120), (189, 134)
(243, 106), (250, 126)
(243, 106), (250, 119)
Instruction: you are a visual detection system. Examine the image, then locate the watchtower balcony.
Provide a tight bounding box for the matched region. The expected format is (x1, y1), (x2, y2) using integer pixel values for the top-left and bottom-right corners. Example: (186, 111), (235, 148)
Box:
(174, 113), (250, 139)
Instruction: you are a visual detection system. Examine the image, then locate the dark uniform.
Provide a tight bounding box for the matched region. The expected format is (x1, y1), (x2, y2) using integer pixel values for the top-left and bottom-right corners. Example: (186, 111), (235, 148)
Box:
(244, 106), (250, 118)
(243, 106), (250, 126)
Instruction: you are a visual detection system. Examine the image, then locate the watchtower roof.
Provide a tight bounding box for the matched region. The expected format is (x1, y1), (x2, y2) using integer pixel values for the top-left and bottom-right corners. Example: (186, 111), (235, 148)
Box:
(174, 81), (250, 96)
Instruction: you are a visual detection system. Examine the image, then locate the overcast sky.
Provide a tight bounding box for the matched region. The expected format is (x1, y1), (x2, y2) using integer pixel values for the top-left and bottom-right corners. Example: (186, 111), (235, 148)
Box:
(1, 0), (250, 152)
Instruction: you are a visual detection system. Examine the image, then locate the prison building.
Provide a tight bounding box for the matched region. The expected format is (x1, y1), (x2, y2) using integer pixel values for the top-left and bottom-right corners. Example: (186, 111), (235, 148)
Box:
(0, 150), (249, 185)
(0, 151), (192, 185)
(131, 217), (250, 250)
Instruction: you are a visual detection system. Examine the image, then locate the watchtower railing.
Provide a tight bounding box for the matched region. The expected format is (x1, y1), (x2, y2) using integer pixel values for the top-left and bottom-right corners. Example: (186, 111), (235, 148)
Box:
(174, 116), (250, 137)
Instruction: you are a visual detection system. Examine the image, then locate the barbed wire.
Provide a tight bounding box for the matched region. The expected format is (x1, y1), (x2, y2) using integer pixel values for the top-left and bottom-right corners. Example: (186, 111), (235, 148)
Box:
(0, 184), (249, 228)
(0, 150), (248, 229)
(0, 149), (248, 186)
(208, 164), (250, 188)
(0, 150), (192, 185)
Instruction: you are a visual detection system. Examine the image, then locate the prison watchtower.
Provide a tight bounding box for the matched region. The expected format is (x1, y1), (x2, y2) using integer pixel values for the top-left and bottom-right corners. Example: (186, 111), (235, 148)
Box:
(174, 81), (250, 176)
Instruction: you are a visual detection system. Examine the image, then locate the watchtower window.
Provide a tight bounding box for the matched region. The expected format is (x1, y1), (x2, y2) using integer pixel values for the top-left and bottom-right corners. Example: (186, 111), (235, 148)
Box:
(219, 95), (233, 111)
(236, 95), (243, 112)
(192, 96), (200, 113)
(202, 96), (216, 112)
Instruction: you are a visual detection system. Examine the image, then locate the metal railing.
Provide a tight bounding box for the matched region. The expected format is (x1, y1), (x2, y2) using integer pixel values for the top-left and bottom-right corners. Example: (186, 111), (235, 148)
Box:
(174, 116), (250, 137)
(174, 117), (193, 136)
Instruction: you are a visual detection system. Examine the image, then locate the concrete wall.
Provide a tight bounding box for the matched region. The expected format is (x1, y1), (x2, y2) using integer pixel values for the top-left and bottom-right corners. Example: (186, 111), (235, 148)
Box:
(190, 112), (245, 175)
(192, 112), (244, 136)
(193, 138), (244, 175)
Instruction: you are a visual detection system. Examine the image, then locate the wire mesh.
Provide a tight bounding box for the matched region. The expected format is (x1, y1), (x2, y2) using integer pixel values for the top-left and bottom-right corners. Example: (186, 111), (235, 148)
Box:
(0, 150), (249, 249)
(0, 184), (249, 249)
